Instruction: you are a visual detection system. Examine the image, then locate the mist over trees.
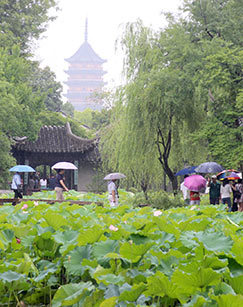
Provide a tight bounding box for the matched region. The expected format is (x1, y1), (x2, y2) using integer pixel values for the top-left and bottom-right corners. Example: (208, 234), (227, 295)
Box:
(100, 0), (243, 194)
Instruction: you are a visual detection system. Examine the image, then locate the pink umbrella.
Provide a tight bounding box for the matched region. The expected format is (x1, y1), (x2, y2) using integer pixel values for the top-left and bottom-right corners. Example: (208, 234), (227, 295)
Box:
(184, 175), (207, 192)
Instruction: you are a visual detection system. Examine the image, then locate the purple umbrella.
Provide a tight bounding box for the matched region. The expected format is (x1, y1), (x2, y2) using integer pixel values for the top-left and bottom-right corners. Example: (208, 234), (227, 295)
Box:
(184, 175), (207, 192)
(195, 162), (223, 174)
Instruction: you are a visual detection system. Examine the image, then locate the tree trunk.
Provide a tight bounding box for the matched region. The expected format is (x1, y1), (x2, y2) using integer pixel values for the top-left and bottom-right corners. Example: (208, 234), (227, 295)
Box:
(156, 126), (178, 195)
(140, 178), (149, 200)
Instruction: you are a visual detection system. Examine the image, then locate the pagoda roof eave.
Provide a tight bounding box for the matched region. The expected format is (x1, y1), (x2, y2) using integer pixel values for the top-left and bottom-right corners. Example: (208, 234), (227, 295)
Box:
(65, 41), (106, 64)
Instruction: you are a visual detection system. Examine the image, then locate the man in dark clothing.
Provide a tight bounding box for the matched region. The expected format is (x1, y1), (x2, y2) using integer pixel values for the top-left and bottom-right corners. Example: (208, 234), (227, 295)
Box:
(207, 175), (221, 205)
(47, 174), (56, 190)
(54, 170), (69, 201)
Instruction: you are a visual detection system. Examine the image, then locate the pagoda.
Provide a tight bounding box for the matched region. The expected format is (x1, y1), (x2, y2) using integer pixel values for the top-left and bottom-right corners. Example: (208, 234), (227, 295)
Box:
(65, 19), (106, 111)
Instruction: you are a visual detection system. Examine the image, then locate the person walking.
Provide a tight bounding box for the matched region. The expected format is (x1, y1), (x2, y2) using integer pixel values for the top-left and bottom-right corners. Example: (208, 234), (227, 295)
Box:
(232, 179), (243, 212)
(231, 181), (238, 212)
(11, 172), (23, 206)
(55, 170), (69, 201)
(207, 175), (220, 205)
(220, 179), (232, 211)
(180, 175), (190, 205)
(108, 179), (119, 207)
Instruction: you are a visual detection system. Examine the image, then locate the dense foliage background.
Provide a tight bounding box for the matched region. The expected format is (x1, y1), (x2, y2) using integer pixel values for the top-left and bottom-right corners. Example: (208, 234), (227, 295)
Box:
(100, 0), (243, 194)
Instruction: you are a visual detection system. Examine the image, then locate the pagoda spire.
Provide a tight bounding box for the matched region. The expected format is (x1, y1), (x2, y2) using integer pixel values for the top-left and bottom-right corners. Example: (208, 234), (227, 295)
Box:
(85, 18), (88, 42)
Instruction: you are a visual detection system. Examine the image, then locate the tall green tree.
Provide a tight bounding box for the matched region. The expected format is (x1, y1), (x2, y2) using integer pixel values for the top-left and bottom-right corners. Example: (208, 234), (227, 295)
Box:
(0, 46), (44, 139)
(182, 0), (243, 169)
(101, 90), (163, 198)
(0, 0), (61, 186)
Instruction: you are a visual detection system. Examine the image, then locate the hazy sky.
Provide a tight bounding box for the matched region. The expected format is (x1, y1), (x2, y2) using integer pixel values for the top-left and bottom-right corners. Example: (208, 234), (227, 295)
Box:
(35, 0), (182, 92)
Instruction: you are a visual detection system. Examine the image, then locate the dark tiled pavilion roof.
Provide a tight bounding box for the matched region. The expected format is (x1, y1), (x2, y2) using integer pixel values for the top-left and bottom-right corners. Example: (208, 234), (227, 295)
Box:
(13, 123), (98, 154)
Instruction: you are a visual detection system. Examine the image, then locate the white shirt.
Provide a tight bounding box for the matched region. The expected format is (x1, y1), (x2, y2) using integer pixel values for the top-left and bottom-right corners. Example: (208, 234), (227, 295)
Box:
(40, 179), (47, 187)
(180, 182), (190, 200)
(108, 181), (116, 194)
(220, 184), (232, 198)
(11, 173), (21, 190)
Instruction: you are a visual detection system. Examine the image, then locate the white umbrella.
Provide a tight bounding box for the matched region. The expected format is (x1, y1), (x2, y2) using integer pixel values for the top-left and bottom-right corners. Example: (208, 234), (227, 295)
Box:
(51, 162), (77, 170)
(104, 172), (126, 180)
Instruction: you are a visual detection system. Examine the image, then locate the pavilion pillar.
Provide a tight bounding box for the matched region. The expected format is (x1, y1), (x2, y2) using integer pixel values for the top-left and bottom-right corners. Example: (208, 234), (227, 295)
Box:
(23, 159), (29, 195)
(74, 160), (79, 191)
(43, 165), (47, 179)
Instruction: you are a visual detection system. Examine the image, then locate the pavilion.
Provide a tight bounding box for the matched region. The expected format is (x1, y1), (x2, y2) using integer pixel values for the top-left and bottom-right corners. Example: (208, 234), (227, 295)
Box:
(12, 123), (100, 191)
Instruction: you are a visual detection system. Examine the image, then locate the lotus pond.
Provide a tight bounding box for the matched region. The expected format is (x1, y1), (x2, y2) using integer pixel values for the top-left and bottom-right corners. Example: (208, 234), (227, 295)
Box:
(0, 191), (242, 306)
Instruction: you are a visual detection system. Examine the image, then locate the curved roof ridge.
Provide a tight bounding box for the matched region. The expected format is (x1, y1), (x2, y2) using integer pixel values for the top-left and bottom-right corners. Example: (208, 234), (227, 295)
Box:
(65, 122), (97, 143)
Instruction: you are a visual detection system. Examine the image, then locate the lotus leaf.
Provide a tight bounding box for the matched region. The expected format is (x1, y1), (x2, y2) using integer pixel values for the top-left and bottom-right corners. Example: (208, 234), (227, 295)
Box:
(214, 293), (243, 306)
(52, 282), (94, 306)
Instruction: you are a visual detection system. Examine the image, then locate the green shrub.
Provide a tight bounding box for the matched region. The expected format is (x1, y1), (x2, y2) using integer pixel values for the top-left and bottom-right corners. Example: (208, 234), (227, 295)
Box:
(132, 190), (184, 209)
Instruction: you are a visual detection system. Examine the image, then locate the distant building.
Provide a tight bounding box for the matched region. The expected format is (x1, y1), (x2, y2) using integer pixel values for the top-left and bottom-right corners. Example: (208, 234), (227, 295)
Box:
(64, 19), (107, 111)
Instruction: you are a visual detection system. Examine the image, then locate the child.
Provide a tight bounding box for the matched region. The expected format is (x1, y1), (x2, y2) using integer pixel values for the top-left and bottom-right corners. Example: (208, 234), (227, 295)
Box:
(190, 190), (200, 205)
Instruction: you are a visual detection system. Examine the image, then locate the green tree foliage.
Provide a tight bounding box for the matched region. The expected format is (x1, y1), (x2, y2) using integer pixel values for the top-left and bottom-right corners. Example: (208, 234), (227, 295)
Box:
(28, 65), (63, 112)
(100, 93), (163, 198)
(182, 0), (243, 169)
(74, 108), (111, 131)
(37, 111), (92, 139)
(0, 0), (62, 187)
(102, 20), (203, 192)
(0, 0), (58, 51)
(61, 102), (75, 117)
(0, 132), (15, 187)
(101, 0), (243, 193)
(183, 0), (243, 46)
(0, 46), (44, 140)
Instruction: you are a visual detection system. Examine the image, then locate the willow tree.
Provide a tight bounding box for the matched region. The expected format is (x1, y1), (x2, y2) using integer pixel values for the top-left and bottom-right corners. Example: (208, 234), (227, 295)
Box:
(101, 88), (163, 199)
(109, 20), (203, 192)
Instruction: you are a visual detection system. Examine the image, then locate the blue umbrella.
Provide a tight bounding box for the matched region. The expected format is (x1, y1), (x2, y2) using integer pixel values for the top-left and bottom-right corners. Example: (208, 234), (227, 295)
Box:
(9, 165), (36, 172)
(175, 166), (198, 176)
(195, 162), (223, 174)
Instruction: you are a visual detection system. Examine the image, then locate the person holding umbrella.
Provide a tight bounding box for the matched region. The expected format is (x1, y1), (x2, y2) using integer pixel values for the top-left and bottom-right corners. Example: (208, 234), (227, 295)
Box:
(108, 179), (119, 207)
(104, 173), (126, 207)
(51, 162), (77, 201)
(11, 172), (23, 205)
(54, 170), (69, 201)
(220, 179), (232, 211)
(184, 175), (207, 206)
(9, 165), (36, 205)
(207, 175), (221, 205)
